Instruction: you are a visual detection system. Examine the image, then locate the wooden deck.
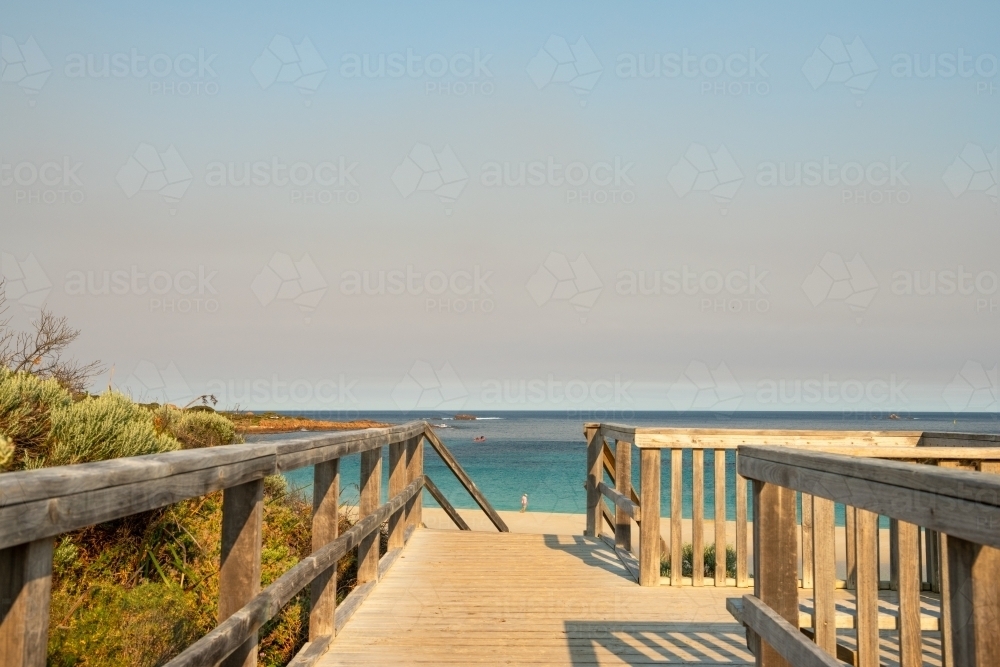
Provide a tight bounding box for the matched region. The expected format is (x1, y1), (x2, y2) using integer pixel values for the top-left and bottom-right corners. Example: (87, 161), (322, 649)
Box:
(318, 529), (950, 666)
(319, 530), (754, 666)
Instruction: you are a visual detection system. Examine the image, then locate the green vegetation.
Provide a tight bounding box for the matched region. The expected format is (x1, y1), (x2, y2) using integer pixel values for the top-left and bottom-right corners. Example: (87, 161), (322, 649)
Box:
(660, 543), (737, 579)
(0, 367), (357, 666)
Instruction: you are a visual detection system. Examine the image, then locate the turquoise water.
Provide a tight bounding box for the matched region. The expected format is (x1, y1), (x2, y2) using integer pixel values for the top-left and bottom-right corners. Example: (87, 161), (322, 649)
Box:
(265, 411), (999, 523)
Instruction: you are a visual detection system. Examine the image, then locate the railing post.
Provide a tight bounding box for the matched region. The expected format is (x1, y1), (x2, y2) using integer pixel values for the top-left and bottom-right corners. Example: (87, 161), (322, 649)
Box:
(309, 458), (339, 640)
(639, 448), (661, 587)
(0, 538), (54, 667)
(752, 479), (798, 667)
(947, 536), (1000, 665)
(811, 496), (836, 657)
(714, 449), (727, 587)
(358, 447), (382, 584)
(585, 426), (602, 538)
(388, 440), (407, 551)
(615, 439), (632, 551)
(895, 520), (922, 667)
(670, 448), (682, 587)
(220, 479), (263, 667)
(855, 509), (879, 667)
(692, 449), (704, 586)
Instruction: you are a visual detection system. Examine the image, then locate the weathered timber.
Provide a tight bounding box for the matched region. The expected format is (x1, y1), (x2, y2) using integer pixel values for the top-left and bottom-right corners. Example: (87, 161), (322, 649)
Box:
(596, 482), (640, 522)
(639, 448), (661, 587)
(423, 427), (508, 532)
(423, 475), (470, 530)
(0, 538), (53, 667)
(220, 479), (264, 667)
(692, 449), (704, 587)
(614, 439), (632, 551)
(753, 479), (798, 667)
(164, 477), (422, 667)
(739, 595), (841, 667)
(811, 496), (836, 657)
(715, 449), (727, 587)
(738, 449), (1000, 549)
(309, 459), (339, 640)
(357, 448), (382, 585)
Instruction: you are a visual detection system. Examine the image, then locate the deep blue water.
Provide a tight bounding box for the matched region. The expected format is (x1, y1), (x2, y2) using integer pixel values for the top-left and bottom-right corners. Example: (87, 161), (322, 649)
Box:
(258, 411), (1000, 523)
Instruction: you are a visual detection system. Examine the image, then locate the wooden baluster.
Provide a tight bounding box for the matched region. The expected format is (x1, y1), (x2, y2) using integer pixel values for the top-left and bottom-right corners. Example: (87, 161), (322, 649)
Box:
(414, 437), (423, 525)
(585, 426), (602, 538)
(714, 449), (727, 587)
(946, 535), (1000, 665)
(670, 448), (683, 587)
(752, 479), (798, 667)
(388, 441), (406, 551)
(639, 448), (661, 587)
(0, 538), (54, 667)
(736, 467), (749, 587)
(692, 449), (704, 586)
(405, 436), (420, 534)
(801, 493), (813, 590)
(812, 496), (836, 657)
(220, 479), (263, 667)
(936, 459), (967, 667)
(309, 459), (340, 640)
(895, 520), (922, 667)
(358, 447), (382, 584)
(855, 509), (879, 667)
(845, 506), (857, 589)
(615, 439), (632, 551)
(889, 518), (899, 591)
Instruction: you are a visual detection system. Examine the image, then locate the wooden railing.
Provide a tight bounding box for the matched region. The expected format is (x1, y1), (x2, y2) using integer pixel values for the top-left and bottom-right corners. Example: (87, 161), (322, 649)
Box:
(733, 446), (1000, 667)
(584, 424), (1000, 590)
(0, 421), (504, 667)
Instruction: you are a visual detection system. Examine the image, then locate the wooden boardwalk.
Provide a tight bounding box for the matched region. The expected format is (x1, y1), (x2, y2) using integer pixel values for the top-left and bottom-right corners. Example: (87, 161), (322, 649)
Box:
(319, 530), (754, 666)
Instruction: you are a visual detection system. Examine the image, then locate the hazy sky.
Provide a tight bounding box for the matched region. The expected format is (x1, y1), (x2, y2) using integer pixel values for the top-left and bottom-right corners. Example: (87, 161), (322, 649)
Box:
(2, 1), (998, 412)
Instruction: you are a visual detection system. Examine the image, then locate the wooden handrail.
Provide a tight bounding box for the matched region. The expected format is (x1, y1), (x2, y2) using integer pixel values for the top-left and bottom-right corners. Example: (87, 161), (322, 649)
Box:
(422, 426), (508, 532)
(737, 445), (1000, 667)
(740, 447), (1000, 548)
(0, 422), (427, 550)
(423, 475), (470, 530)
(597, 481), (640, 522)
(164, 476), (424, 667)
(0, 420), (506, 667)
(585, 423), (1000, 593)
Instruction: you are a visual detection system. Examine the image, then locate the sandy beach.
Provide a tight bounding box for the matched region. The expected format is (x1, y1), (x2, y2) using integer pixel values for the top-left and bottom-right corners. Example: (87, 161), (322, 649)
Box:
(420, 507), (895, 581)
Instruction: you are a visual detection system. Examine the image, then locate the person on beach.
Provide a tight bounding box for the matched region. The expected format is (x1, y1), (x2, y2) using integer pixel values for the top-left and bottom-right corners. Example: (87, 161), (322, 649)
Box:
(520, 493), (528, 512)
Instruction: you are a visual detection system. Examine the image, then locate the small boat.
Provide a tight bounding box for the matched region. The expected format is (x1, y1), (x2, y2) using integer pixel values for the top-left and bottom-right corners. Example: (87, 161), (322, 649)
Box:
(473, 436), (486, 442)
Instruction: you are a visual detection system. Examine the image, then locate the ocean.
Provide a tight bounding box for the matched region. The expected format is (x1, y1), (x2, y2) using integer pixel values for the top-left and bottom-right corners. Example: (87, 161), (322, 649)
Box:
(259, 411), (1000, 522)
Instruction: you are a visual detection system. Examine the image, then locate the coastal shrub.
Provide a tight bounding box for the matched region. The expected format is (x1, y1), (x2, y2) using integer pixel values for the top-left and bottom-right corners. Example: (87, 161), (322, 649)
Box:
(0, 368), (71, 463)
(154, 405), (241, 449)
(0, 434), (13, 470)
(47, 392), (180, 466)
(660, 543), (737, 579)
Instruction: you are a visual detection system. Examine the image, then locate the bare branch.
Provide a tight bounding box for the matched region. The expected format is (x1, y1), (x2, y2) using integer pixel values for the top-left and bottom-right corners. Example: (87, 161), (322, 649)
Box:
(0, 303), (103, 393)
